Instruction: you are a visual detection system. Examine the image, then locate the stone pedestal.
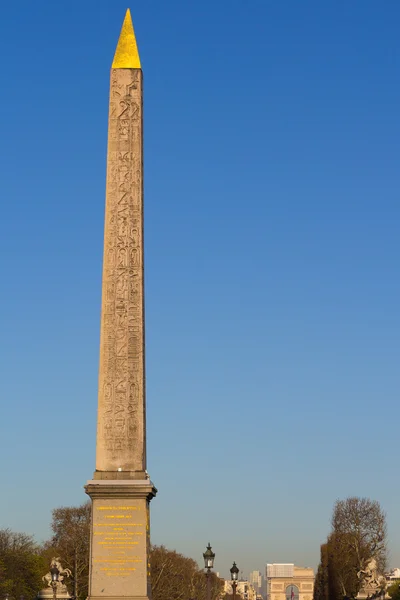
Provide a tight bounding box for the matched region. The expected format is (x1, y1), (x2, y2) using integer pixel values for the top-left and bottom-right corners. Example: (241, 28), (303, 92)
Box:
(357, 587), (385, 600)
(85, 480), (156, 600)
(37, 587), (70, 600)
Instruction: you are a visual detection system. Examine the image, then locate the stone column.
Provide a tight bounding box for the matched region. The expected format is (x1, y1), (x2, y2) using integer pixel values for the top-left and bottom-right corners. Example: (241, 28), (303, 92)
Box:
(94, 64), (146, 479)
(85, 10), (156, 600)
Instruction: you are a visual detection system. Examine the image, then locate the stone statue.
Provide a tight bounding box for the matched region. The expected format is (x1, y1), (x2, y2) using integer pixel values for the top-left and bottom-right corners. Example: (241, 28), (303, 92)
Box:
(42, 558), (72, 590)
(357, 558), (386, 595)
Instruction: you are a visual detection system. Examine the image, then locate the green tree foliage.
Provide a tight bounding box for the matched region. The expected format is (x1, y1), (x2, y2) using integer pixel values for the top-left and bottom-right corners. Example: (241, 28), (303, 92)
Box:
(313, 537), (352, 600)
(327, 532), (361, 599)
(387, 582), (400, 600)
(314, 543), (329, 600)
(0, 529), (46, 599)
(43, 502), (91, 600)
(150, 545), (223, 600)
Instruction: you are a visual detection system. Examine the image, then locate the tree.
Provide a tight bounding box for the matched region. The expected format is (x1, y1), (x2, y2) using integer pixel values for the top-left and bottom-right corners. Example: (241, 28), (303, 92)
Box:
(189, 568), (223, 600)
(314, 497), (387, 600)
(332, 497), (387, 577)
(43, 502), (91, 600)
(0, 529), (46, 599)
(326, 533), (359, 600)
(387, 582), (400, 600)
(150, 545), (223, 600)
(314, 542), (329, 600)
(313, 536), (352, 600)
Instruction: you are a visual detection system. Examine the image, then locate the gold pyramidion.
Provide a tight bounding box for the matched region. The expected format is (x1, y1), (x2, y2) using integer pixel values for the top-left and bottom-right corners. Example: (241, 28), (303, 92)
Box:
(112, 9), (141, 69)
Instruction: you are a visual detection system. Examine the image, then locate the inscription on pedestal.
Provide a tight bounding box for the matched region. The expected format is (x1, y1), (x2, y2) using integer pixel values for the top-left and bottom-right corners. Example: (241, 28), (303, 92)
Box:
(90, 498), (148, 596)
(94, 505), (144, 577)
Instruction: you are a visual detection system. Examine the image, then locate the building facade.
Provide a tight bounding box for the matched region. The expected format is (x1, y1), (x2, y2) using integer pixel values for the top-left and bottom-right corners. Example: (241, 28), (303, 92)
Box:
(224, 580), (257, 600)
(386, 568), (400, 582)
(250, 571), (263, 591)
(266, 564), (314, 600)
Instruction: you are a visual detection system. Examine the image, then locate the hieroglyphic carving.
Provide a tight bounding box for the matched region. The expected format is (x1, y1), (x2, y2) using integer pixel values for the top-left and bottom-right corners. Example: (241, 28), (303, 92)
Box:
(96, 68), (145, 472)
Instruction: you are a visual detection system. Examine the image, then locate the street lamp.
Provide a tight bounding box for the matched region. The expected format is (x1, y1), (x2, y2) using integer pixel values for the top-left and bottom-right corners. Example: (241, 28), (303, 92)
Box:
(203, 543), (215, 600)
(230, 562), (239, 600)
(50, 563), (60, 600)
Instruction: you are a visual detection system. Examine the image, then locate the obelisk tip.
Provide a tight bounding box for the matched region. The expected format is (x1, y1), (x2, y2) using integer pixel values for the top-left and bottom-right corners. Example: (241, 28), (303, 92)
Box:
(112, 9), (141, 69)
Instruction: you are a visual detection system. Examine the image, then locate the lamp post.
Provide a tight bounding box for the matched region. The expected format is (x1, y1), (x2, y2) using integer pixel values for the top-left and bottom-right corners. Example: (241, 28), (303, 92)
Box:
(50, 563), (60, 600)
(203, 543), (215, 600)
(230, 562), (239, 600)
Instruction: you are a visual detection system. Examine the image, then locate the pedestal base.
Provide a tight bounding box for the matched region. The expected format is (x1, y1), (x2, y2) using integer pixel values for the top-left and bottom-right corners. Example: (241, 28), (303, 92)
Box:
(85, 480), (157, 600)
(37, 587), (70, 600)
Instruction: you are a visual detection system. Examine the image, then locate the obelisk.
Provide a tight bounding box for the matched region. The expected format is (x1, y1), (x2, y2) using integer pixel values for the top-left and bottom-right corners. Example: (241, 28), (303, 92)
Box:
(85, 10), (156, 600)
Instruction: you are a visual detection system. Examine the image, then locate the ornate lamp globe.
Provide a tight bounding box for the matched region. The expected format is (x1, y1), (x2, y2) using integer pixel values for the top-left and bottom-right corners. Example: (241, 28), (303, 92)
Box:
(50, 565), (60, 582)
(230, 562), (239, 581)
(203, 543), (215, 570)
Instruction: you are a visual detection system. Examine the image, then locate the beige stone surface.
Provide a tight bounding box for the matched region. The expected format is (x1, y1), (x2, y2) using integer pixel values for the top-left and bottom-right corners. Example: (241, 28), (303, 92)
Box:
(96, 67), (146, 477)
(266, 566), (315, 600)
(86, 481), (155, 600)
(86, 15), (156, 600)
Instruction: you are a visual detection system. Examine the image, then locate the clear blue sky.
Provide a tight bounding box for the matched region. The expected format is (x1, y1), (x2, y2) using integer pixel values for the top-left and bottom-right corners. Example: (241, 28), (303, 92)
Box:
(0, 0), (399, 580)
